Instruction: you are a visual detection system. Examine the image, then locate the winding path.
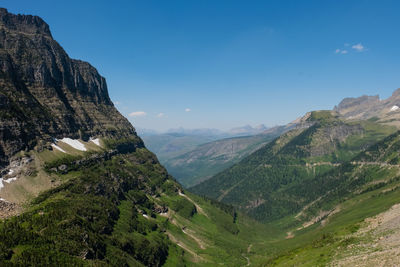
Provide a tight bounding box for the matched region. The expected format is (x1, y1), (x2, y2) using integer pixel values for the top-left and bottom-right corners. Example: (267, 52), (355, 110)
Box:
(242, 243), (253, 266)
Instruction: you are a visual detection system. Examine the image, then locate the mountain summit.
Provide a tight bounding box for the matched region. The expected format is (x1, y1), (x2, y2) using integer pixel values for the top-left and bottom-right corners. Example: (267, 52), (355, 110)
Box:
(334, 88), (400, 126)
(0, 8), (135, 167)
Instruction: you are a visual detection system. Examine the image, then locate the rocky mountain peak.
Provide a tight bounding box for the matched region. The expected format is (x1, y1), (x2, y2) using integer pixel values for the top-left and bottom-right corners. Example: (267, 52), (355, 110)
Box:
(0, 9), (136, 167)
(388, 88), (400, 100)
(332, 88), (400, 125)
(334, 95), (380, 112)
(0, 8), (52, 37)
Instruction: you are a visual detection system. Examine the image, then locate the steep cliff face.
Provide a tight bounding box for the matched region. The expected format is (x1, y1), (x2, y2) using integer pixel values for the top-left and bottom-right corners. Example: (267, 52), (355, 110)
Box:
(0, 8), (135, 167)
(333, 95), (380, 119)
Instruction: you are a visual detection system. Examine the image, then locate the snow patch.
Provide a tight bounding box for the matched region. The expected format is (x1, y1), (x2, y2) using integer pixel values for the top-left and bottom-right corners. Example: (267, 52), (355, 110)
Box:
(8, 169), (14, 175)
(0, 177), (17, 189)
(51, 144), (66, 153)
(390, 105), (399, 111)
(4, 177), (16, 183)
(60, 138), (87, 151)
(142, 214), (149, 219)
(90, 138), (101, 146)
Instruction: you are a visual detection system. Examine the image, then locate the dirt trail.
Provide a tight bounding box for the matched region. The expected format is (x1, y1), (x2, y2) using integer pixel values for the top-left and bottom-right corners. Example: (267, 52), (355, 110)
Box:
(167, 231), (206, 262)
(179, 191), (208, 218)
(350, 161), (400, 167)
(242, 243), (253, 266)
(182, 228), (207, 249)
(285, 231), (294, 239)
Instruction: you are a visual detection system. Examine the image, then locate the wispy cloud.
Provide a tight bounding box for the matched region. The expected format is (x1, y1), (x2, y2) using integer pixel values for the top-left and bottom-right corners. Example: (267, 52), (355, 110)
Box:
(335, 49), (348, 54)
(156, 112), (165, 118)
(335, 43), (366, 55)
(185, 108), (191, 112)
(129, 111), (146, 117)
(352, 43), (365, 52)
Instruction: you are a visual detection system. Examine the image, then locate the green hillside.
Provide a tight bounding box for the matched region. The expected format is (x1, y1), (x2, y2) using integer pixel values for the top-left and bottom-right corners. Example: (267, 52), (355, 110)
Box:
(191, 112), (396, 222)
(265, 131), (400, 265)
(9, 132), (400, 266)
(0, 138), (275, 266)
(189, 115), (400, 265)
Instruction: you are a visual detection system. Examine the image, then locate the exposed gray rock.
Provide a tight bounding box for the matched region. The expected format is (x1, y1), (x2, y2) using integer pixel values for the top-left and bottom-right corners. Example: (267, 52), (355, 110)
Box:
(0, 8), (139, 167)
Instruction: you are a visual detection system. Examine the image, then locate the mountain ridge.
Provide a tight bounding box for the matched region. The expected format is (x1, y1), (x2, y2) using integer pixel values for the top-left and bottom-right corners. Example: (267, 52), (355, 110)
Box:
(334, 88), (400, 124)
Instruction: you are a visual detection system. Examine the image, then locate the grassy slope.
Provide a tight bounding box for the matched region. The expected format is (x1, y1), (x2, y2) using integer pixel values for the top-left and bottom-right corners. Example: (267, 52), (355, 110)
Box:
(160, 191), (276, 266)
(266, 173), (400, 266)
(252, 130), (400, 265)
(0, 139), (106, 205)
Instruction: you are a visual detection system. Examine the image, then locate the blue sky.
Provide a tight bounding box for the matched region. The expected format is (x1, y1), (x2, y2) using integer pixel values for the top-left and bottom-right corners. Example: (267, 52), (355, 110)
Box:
(5, 0), (400, 131)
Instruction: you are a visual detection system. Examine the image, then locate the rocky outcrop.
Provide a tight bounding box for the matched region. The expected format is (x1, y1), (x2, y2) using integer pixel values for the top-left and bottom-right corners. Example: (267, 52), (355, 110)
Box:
(0, 8), (136, 167)
(0, 199), (18, 219)
(334, 95), (380, 114)
(0, 8), (51, 37)
(308, 122), (364, 157)
(333, 89), (400, 127)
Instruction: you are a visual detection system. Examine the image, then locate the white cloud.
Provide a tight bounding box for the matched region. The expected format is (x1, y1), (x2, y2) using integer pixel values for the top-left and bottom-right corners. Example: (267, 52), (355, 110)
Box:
(129, 111), (146, 117)
(335, 49), (348, 54)
(185, 108), (191, 112)
(156, 112), (165, 118)
(352, 43), (365, 52)
(335, 43), (366, 55)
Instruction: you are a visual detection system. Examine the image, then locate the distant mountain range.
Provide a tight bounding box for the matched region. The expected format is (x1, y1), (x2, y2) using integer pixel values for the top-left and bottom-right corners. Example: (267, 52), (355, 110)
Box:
(228, 124), (268, 136)
(139, 124), (269, 137)
(141, 124), (276, 187)
(161, 126), (288, 187)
